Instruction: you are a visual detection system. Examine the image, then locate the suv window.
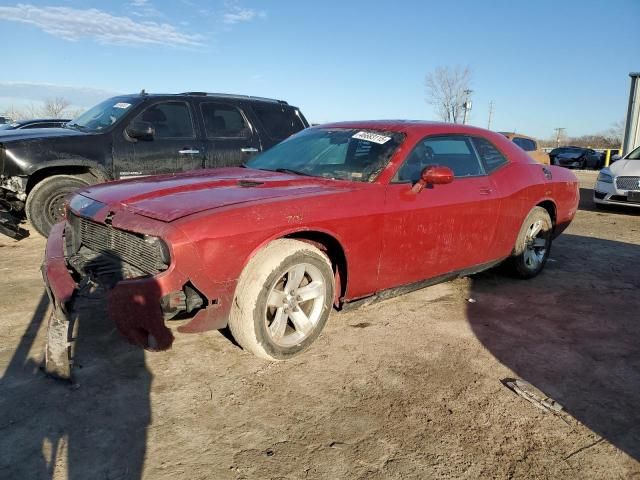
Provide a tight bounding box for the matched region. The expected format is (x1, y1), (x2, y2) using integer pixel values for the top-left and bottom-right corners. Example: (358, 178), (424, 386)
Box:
(252, 103), (305, 140)
(512, 137), (537, 151)
(472, 137), (508, 173)
(201, 102), (249, 138)
(134, 102), (194, 139)
(396, 135), (483, 182)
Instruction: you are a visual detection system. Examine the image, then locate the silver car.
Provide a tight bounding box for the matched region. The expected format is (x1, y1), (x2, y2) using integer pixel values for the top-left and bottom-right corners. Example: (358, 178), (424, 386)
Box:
(593, 146), (640, 208)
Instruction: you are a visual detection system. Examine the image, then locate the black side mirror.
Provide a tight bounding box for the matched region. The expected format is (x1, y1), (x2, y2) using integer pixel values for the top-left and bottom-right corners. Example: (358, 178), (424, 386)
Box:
(126, 121), (155, 141)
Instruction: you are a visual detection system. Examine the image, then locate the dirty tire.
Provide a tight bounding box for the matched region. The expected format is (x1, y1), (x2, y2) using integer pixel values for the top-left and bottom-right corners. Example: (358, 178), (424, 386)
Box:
(228, 239), (335, 360)
(507, 206), (553, 279)
(26, 175), (90, 237)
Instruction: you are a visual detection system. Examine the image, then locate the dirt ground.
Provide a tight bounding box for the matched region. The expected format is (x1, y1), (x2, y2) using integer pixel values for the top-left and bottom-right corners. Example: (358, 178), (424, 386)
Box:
(1, 170), (639, 479)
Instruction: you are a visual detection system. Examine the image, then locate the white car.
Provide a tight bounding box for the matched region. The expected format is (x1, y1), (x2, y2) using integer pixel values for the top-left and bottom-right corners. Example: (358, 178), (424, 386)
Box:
(593, 146), (640, 208)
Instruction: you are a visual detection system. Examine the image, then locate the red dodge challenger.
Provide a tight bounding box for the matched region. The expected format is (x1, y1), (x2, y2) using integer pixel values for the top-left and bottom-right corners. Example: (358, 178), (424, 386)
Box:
(42, 121), (579, 364)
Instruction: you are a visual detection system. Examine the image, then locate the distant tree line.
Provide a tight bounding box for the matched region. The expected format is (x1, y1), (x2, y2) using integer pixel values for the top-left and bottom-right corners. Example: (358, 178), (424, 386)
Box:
(2, 97), (81, 121)
(538, 120), (625, 149)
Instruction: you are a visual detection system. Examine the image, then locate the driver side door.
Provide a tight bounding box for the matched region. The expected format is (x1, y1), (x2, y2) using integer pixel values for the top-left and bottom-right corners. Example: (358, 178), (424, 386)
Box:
(378, 135), (502, 290)
(113, 101), (204, 179)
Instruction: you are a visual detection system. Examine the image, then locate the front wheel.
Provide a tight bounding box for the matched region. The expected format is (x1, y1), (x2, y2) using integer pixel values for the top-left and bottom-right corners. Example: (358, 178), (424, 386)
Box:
(25, 175), (90, 237)
(228, 239), (335, 360)
(507, 206), (553, 279)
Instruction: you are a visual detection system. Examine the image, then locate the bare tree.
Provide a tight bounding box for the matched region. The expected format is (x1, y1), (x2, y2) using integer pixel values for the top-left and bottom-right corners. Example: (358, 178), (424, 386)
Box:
(425, 66), (472, 123)
(42, 97), (71, 118)
(605, 119), (625, 147)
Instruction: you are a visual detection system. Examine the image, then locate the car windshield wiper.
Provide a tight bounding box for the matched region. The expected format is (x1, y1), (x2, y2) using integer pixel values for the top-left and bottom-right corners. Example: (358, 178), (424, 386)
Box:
(65, 123), (87, 132)
(273, 168), (314, 177)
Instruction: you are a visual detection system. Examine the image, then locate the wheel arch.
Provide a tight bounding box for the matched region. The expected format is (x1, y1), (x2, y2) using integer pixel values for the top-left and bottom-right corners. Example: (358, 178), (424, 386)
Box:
(535, 199), (557, 227)
(26, 160), (110, 194)
(283, 230), (349, 308)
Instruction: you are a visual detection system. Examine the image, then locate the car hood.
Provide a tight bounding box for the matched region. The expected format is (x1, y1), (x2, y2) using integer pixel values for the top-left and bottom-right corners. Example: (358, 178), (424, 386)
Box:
(79, 168), (354, 222)
(609, 159), (640, 176)
(0, 127), (87, 142)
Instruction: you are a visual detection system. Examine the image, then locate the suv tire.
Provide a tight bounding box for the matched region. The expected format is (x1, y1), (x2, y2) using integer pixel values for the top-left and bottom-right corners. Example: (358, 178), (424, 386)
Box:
(26, 175), (90, 237)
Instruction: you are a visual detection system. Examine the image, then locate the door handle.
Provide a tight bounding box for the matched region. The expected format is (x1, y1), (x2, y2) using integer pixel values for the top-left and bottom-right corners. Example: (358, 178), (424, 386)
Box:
(479, 188), (493, 195)
(241, 147), (259, 153)
(178, 149), (200, 154)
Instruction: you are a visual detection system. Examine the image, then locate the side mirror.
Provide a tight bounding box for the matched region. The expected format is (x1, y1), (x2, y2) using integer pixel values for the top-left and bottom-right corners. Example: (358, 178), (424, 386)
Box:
(611, 154), (622, 162)
(126, 121), (155, 141)
(411, 165), (454, 193)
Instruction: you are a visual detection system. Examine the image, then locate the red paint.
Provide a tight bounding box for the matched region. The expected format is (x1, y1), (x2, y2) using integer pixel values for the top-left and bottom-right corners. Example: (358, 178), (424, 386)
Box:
(42, 121), (579, 350)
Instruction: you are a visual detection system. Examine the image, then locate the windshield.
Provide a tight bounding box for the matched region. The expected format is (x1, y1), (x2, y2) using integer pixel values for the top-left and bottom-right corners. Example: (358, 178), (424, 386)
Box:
(67, 97), (141, 132)
(246, 128), (405, 182)
(627, 146), (640, 160)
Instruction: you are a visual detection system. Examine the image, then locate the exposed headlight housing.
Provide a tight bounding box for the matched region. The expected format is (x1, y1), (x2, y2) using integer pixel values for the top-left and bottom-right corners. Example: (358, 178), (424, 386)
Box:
(597, 172), (613, 184)
(144, 235), (171, 266)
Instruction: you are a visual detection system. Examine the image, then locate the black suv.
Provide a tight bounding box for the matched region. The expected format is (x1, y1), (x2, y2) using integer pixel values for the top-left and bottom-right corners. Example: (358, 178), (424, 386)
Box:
(0, 92), (309, 237)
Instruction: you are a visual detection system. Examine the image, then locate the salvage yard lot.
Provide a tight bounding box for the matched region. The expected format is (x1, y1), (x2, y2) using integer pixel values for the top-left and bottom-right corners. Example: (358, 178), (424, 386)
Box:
(0, 171), (638, 479)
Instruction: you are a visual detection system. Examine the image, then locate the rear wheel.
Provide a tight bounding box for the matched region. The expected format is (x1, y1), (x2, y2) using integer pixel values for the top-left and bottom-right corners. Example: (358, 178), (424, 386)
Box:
(25, 175), (90, 237)
(228, 239), (335, 360)
(507, 207), (553, 279)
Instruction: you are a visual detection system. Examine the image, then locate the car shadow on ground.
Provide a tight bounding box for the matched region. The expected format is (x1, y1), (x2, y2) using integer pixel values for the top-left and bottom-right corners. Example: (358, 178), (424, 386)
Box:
(467, 233), (640, 460)
(579, 186), (640, 215)
(0, 262), (153, 478)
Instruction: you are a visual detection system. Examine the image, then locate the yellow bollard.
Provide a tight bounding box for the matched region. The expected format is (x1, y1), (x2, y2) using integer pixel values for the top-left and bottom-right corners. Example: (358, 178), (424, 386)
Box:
(605, 149), (611, 167)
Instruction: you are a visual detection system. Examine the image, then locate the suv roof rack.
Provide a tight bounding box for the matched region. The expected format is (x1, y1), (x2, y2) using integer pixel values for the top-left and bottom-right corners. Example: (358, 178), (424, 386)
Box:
(180, 92), (288, 105)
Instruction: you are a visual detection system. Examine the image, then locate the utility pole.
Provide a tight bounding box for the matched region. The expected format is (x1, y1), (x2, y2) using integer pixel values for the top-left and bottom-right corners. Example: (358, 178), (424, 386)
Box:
(462, 89), (473, 124)
(487, 101), (494, 129)
(554, 127), (566, 147)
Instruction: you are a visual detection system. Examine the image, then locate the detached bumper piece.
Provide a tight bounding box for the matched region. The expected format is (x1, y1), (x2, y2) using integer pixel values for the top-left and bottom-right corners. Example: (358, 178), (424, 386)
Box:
(0, 209), (29, 240)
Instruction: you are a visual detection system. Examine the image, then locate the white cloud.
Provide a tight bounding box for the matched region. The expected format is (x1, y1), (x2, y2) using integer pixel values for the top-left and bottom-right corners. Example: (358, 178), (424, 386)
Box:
(0, 4), (203, 47)
(222, 3), (265, 25)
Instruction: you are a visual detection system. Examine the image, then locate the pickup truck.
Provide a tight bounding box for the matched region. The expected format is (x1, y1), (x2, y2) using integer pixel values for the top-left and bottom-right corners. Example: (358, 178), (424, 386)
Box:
(0, 91), (309, 238)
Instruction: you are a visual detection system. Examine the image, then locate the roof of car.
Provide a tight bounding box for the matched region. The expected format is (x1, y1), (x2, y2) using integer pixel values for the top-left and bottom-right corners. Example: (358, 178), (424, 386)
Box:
(315, 120), (500, 136)
(121, 92), (291, 105)
(499, 132), (537, 141)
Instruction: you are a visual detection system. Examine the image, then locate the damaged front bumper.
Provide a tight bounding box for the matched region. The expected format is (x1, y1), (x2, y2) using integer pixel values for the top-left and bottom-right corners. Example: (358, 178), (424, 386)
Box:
(42, 220), (235, 380)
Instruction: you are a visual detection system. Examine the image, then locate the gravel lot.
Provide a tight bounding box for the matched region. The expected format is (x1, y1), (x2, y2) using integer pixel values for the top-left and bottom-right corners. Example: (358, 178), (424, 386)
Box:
(1, 170), (638, 479)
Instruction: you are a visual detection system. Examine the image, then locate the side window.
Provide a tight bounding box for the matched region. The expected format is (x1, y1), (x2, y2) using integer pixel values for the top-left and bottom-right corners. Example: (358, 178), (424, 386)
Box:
(252, 103), (305, 140)
(133, 102), (194, 139)
(395, 135), (484, 182)
(201, 102), (249, 138)
(512, 137), (536, 151)
(472, 137), (508, 173)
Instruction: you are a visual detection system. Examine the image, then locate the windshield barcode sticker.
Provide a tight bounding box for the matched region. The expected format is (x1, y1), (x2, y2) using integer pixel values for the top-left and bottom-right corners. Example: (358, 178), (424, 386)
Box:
(352, 131), (391, 144)
(113, 102), (131, 109)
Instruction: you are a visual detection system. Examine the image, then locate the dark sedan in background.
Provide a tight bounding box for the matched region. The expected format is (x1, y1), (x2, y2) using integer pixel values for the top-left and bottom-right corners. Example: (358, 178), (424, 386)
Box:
(549, 146), (603, 169)
(0, 118), (70, 131)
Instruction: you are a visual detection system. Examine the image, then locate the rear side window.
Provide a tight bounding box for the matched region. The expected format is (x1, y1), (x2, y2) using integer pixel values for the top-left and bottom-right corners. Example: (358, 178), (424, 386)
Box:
(252, 103), (305, 140)
(201, 103), (249, 138)
(134, 102), (195, 139)
(512, 137), (537, 151)
(472, 137), (508, 173)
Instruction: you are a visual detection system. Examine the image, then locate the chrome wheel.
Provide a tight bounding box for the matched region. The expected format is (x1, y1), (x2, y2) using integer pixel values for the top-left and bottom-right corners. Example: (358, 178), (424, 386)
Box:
(523, 220), (548, 270)
(265, 263), (326, 347)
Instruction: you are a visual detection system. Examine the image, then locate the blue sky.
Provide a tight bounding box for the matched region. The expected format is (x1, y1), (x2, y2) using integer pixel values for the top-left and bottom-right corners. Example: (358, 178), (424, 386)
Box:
(0, 0), (638, 138)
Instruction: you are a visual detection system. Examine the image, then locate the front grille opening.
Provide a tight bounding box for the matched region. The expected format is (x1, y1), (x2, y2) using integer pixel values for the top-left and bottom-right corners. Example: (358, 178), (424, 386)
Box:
(616, 176), (640, 191)
(66, 212), (168, 281)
